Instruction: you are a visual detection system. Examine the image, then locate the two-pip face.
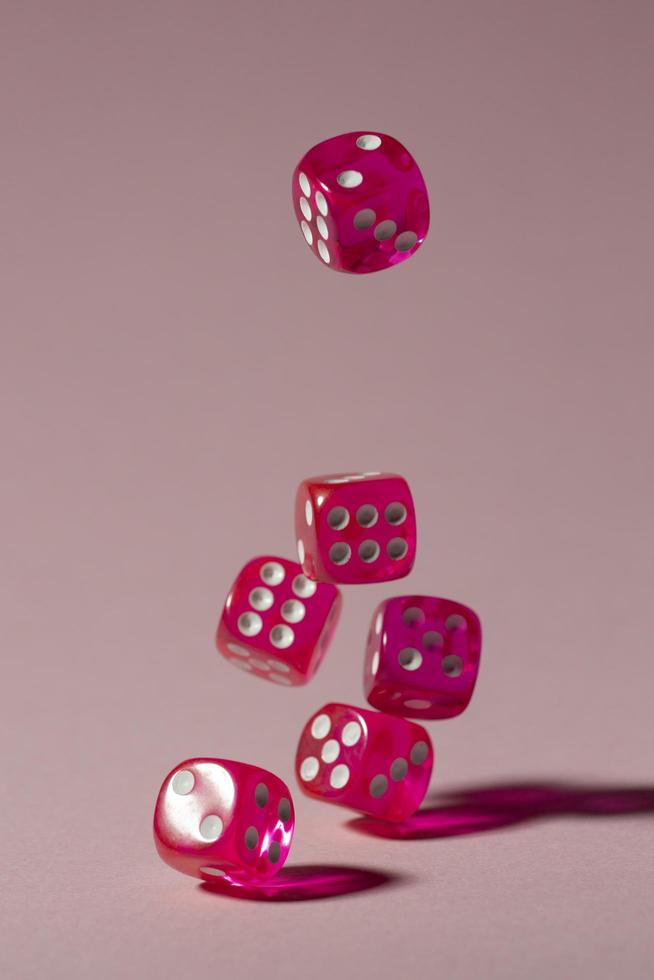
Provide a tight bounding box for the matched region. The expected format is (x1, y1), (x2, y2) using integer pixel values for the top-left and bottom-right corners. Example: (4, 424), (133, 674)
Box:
(153, 758), (295, 884)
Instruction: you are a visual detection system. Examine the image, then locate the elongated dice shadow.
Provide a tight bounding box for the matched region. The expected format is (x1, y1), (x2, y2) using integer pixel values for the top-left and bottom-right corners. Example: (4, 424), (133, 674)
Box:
(199, 864), (406, 902)
(346, 780), (654, 841)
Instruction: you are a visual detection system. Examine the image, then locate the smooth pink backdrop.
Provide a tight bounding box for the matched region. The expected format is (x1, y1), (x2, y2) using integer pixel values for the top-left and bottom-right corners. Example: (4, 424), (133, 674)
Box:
(1, 2), (653, 978)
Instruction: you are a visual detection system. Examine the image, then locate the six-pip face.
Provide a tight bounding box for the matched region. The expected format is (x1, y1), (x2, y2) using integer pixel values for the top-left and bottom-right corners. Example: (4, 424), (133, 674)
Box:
(295, 472), (417, 585)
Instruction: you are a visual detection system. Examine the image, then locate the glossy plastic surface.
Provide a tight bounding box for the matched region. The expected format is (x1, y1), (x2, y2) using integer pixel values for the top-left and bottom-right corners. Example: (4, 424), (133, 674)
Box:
(295, 472), (416, 585)
(295, 702), (433, 822)
(153, 758), (295, 884)
(364, 595), (482, 719)
(292, 131), (429, 274)
(216, 555), (342, 685)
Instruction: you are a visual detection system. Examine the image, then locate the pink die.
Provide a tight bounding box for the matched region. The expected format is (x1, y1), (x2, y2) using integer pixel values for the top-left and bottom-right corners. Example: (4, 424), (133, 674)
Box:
(292, 131), (429, 274)
(216, 556), (341, 686)
(364, 596), (482, 720)
(295, 472), (416, 585)
(153, 758), (295, 884)
(295, 702), (433, 822)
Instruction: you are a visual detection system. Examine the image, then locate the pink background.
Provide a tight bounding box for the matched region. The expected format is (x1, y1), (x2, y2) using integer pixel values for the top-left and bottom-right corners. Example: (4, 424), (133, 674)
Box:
(2, 1), (653, 977)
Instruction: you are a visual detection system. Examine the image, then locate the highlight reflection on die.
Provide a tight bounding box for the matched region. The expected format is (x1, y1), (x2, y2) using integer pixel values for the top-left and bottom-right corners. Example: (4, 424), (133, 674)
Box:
(153, 758), (295, 884)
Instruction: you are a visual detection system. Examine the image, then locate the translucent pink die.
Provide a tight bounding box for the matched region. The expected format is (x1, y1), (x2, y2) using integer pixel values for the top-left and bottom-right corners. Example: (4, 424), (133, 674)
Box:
(153, 758), (295, 884)
(295, 703), (433, 822)
(364, 596), (482, 720)
(216, 556), (341, 685)
(295, 473), (417, 585)
(292, 131), (429, 274)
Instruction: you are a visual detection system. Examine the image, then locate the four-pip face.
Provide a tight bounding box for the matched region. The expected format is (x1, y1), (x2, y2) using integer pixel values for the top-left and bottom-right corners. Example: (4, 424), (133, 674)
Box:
(364, 596), (482, 720)
(295, 472), (417, 585)
(292, 131), (430, 274)
(153, 758), (295, 884)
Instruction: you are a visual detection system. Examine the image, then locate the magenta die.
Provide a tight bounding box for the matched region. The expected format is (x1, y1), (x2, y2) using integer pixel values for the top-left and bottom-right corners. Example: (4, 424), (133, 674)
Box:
(295, 472), (416, 585)
(295, 703), (433, 822)
(216, 556), (341, 686)
(292, 131), (429, 274)
(153, 758), (295, 884)
(364, 596), (482, 720)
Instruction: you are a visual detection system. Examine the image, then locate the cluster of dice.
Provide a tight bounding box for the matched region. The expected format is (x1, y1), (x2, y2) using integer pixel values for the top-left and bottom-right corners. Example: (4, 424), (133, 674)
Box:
(154, 472), (482, 886)
(153, 134), (482, 889)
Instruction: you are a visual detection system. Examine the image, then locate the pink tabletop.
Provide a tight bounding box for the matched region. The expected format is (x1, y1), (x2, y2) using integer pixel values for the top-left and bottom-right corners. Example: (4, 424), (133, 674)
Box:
(1, 2), (653, 978)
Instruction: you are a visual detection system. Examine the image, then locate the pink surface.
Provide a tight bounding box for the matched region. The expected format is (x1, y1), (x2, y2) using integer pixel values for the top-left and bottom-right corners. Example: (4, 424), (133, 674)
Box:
(1, 2), (653, 978)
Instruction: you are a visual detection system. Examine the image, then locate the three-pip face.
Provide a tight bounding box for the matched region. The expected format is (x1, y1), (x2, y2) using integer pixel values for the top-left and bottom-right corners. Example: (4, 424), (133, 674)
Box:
(364, 596), (482, 719)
